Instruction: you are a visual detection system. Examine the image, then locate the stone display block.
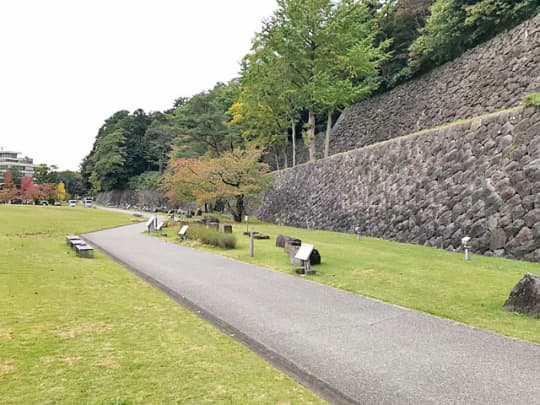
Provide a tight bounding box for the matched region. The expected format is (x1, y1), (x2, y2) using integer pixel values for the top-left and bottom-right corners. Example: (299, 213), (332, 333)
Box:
(504, 273), (540, 317)
(310, 249), (321, 265)
(276, 235), (289, 248)
(66, 235), (80, 246)
(207, 222), (219, 231)
(221, 224), (233, 233)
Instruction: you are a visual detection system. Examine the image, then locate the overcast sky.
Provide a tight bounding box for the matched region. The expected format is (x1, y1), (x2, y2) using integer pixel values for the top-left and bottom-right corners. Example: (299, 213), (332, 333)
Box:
(0, 0), (277, 171)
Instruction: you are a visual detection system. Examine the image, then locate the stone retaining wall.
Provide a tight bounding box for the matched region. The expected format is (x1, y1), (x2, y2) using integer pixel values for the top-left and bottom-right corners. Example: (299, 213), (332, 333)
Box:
(95, 189), (170, 211)
(259, 107), (540, 262)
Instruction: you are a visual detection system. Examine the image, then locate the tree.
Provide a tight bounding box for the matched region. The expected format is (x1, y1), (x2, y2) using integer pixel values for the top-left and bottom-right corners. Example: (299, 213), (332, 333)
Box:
(172, 82), (243, 158)
(33, 164), (59, 184)
(57, 170), (85, 198)
(90, 128), (127, 192)
(0, 171), (17, 202)
(315, 0), (390, 158)
(248, 0), (389, 161)
(143, 112), (176, 174)
(5, 167), (23, 188)
(20, 176), (38, 202)
(408, 0), (538, 73)
(37, 183), (58, 202)
(163, 146), (269, 222)
(377, 0), (434, 89)
(57, 182), (66, 201)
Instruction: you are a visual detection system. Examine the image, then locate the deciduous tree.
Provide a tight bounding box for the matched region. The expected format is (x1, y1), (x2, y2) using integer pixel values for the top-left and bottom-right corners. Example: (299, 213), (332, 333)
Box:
(163, 146), (269, 222)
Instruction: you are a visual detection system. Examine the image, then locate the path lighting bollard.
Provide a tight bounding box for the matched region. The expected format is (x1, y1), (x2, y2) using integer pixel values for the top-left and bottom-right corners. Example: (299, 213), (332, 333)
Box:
(462, 236), (472, 261)
(355, 226), (361, 240)
(245, 215), (249, 234)
(250, 231), (254, 257)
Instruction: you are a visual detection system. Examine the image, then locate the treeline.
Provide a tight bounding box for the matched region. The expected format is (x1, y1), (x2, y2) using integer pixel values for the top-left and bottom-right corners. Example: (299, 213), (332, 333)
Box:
(1, 164), (84, 203)
(82, 0), (539, 197)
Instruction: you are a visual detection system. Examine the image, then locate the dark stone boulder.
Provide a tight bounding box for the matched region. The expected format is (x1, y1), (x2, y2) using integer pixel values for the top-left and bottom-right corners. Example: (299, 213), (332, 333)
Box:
(276, 235), (289, 248)
(503, 273), (540, 317)
(310, 249), (321, 265)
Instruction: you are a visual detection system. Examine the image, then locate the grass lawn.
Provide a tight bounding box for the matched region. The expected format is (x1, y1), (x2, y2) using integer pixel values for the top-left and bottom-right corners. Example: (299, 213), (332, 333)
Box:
(0, 205), (323, 404)
(161, 215), (540, 345)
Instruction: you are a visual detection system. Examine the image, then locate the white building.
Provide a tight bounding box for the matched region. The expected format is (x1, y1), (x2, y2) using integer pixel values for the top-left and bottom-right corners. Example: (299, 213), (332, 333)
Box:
(0, 148), (35, 178)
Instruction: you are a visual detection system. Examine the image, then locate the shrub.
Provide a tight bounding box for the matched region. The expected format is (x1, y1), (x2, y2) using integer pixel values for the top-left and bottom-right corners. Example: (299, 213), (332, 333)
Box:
(523, 92), (540, 108)
(185, 224), (236, 249)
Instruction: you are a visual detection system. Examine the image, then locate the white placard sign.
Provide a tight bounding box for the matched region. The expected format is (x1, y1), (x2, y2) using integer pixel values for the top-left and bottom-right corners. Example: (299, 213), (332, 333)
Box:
(295, 243), (314, 261)
(156, 221), (164, 231)
(178, 225), (189, 236)
(146, 217), (155, 228)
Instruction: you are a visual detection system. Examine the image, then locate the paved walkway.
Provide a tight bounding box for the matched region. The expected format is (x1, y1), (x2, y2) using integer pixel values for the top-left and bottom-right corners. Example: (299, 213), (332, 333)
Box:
(83, 222), (540, 405)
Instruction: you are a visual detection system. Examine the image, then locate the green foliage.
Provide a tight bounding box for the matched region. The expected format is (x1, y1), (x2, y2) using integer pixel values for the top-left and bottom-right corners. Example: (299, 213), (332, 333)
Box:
(5, 166), (22, 188)
(57, 170), (86, 198)
(90, 128), (127, 192)
(172, 82), (243, 158)
(409, 0), (467, 72)
(409, 0), (539, 73)
(522, 92), (540, 107)
(127, 171), (161, 190)
(186, 224), (237, 249)
(377, 0), (434, 90)
(82, 110), (155, 193)
(32, 164), (59, 184)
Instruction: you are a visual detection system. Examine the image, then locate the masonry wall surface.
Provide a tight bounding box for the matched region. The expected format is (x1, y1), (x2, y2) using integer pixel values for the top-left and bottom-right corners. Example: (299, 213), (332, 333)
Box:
(259, 108), (540, 261)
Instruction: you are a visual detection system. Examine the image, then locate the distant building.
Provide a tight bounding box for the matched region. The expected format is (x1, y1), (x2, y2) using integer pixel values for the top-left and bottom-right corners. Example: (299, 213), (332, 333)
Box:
(0, 148), (35, 178)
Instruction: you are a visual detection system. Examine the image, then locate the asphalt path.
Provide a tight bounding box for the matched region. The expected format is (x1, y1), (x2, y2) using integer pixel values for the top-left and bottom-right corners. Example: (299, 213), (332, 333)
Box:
(83, 221), (540, 404)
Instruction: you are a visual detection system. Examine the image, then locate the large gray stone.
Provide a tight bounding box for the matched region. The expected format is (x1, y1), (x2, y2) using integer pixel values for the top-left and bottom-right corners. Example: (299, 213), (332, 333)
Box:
(503, 273), (540, 317)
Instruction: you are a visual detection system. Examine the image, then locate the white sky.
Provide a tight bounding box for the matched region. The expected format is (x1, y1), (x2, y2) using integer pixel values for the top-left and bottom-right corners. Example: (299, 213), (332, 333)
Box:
(0, 0), (277, 171)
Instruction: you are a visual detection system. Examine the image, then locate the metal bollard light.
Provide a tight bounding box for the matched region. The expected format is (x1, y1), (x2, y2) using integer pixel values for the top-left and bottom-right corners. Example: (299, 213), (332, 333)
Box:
(355, 226), (361, 240)
(462, 236), (472, 261)
(250, 231), (254, 257)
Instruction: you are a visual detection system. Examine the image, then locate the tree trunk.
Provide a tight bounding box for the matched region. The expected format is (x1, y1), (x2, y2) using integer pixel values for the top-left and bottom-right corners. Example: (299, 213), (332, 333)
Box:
(274, 152), (280, 171)
(233, 194), (244, 222)
(307, 110), (316, 162)
(324, 110), (333, 159)
(291, 118), (296, 167)
(282, 147), (288, 169)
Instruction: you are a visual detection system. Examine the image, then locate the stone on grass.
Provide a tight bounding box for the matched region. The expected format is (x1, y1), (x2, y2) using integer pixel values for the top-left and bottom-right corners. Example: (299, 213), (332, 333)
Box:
(276, 235), (289, 248)
(503, 273), (540, 317)
(310, 249), (321, 265)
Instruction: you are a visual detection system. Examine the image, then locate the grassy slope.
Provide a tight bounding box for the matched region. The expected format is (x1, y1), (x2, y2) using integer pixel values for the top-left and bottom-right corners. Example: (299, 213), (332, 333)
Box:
(0, 206), (323, 404)
(163, 216), (540, 345)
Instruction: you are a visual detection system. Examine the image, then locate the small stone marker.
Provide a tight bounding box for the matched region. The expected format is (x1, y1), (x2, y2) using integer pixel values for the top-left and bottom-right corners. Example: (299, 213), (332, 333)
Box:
(503, 273), (540, 317)
(221, 224), (233, 233)
(208, 222), (219, 231)
(146, 216), (156, 233)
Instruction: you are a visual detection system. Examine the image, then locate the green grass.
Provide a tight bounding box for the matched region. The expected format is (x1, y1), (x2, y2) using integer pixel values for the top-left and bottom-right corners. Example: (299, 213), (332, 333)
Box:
(523, 92), (540, 108)
(0, 205), (324, 404)
(163, 216), (540, 344)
